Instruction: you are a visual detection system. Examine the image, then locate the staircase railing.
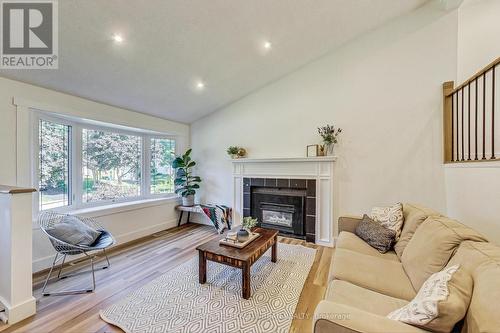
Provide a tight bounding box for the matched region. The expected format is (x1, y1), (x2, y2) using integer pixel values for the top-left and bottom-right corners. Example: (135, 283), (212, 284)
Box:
(443, 56), (500, 163)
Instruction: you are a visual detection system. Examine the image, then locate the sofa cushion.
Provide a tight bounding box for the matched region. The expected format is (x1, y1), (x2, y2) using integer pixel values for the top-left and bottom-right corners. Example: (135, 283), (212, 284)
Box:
(394, 203), (441, 258)
(337, 231), (399, 262)
(371, 202), (404, 241)
(332, 248), (416, 300)
(326, 280), (408, 316)
(388, 265), (472, 333)
(314, 301), (428, 333)
(401, 216), (487, 291)
(447, 240), (500, 274)
(451, 242), (500, 333)
(355, 214), (396, 253)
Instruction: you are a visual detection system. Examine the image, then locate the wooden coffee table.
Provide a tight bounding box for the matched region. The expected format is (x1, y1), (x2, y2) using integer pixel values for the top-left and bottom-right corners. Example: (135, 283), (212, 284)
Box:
(196, 227), (279, 299)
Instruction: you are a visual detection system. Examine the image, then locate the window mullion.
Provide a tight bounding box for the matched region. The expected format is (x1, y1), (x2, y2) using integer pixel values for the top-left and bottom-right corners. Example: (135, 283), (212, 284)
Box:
(73, 124), (83, 208)
(143, 135), (151, 197)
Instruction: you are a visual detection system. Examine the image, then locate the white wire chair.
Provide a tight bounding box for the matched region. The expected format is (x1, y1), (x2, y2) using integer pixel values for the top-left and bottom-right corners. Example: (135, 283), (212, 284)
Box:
(38, 211), (115, 296)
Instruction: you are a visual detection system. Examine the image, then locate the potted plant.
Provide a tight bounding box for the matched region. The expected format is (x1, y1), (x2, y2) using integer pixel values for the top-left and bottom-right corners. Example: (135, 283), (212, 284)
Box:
(227, 146), (247, 159)
(237, 216), (258, 242)
(173, 149), (202, 206)
(318, 124), (342, 155)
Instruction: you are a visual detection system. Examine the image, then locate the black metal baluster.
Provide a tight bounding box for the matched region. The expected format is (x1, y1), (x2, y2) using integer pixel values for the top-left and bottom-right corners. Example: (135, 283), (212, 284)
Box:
(492, 66), (496, 159)
(456, 91), (459, 161)
(452, 92), (455, 161)
(483, 74), (487, 160)
(468, 83), (471, 160)
(462, 87), (465, 161)
(475, 78), (479, 160)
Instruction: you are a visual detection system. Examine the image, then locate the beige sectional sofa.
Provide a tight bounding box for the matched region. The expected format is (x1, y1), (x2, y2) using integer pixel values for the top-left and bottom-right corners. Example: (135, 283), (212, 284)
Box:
(313, 203), (500, 333)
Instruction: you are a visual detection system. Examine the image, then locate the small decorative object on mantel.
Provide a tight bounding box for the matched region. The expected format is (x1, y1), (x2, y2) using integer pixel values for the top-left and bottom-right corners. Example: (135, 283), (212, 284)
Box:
(226, 146), (247, 159)
(173, 149), (202, 206)
(306, 144), (320, 157)
(318, 124), (342, 156)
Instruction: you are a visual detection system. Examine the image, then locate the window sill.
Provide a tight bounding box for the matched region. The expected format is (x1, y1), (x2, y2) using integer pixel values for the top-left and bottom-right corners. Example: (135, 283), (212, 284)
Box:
(35, 196), (181, 224)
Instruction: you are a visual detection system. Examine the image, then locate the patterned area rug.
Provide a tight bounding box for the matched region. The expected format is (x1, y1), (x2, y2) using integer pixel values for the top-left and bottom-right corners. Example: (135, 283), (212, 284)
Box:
(100, 243), (316, 333)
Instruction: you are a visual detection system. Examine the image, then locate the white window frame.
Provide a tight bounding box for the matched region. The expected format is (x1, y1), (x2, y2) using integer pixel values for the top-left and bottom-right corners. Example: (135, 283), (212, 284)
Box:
(34, 112), (178, 213)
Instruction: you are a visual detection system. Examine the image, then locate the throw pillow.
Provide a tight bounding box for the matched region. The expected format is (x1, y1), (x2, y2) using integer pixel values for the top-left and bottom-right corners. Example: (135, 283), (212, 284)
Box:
(355, 214), (396, 253)
(387, 265), (472, 333)
(371, 202), (404, 241)
(46, 215), (102, 246)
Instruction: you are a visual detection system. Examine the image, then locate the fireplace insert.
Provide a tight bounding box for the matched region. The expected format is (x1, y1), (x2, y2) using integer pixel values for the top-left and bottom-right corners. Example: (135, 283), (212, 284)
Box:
(251, 187), (306, 237)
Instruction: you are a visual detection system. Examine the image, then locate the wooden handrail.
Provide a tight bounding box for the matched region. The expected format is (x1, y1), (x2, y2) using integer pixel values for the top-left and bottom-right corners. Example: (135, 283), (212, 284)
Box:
(0, 185), (36, 194)
(446, 56), (500, 96)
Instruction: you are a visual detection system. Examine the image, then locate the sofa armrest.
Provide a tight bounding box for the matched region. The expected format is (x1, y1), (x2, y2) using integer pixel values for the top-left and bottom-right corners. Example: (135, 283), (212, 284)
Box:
(313, 301), (426, 333)
(338, 215), (363, 234)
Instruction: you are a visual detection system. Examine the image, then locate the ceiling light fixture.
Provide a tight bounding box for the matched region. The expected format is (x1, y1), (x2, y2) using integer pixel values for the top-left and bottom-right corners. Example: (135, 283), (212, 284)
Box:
(112, 34), (124, 43)
(263, 41), (272, 50)
(196, 81), (205, 90)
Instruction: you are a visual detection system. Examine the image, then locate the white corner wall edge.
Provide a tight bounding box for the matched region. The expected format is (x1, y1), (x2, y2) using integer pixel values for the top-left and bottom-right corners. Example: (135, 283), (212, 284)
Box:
(0, 192), (36, 324)
(232, 157), (336, 247)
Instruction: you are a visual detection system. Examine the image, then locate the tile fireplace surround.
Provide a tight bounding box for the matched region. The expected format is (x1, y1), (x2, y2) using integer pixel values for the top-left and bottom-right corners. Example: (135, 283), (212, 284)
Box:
(232, 157), (336, 247)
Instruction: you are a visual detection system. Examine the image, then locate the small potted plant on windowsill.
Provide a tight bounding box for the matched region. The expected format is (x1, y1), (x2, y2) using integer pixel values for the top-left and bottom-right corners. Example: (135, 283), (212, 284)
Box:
(173, 149), (202, 206)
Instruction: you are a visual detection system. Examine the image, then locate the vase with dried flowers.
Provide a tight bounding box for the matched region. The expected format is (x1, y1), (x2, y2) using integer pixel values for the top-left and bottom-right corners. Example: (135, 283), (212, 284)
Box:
(318, 124), (342, 155)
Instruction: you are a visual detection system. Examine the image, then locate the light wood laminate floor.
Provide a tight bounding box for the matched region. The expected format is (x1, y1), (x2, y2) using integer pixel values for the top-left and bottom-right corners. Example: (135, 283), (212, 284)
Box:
(0, 223), (333, 333)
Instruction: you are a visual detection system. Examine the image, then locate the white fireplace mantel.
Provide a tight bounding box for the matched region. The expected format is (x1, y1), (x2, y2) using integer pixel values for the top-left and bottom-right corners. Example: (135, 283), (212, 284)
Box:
(232, 156), (336, 247)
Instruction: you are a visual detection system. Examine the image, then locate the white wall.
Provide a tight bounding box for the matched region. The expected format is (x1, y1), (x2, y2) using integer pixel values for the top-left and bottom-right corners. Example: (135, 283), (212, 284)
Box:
(191, 2), (458, 236)
(0, 77), (190, 271)
(445, 0), (500, 244)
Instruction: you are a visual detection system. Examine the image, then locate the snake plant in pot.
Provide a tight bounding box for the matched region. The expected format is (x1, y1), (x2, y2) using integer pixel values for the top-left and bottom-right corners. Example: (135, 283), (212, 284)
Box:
(173, 149), (202, 206)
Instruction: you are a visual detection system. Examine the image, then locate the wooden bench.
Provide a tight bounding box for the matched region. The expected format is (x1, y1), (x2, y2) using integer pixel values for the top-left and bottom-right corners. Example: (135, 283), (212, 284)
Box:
(175, 205), (205, 227)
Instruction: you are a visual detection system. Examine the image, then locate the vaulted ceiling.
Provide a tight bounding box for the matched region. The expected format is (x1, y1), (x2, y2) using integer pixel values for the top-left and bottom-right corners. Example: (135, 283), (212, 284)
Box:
(0, 0), (429, 123)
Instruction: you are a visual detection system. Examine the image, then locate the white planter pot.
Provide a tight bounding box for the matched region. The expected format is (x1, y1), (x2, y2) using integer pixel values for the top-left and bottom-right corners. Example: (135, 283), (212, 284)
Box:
(182, 195), (195, 206)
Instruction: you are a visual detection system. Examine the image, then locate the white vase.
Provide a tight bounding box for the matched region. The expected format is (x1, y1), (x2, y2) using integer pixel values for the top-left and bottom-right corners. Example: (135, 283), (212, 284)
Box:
(324, 143), (335, 156)
(182, 195), (195, 206)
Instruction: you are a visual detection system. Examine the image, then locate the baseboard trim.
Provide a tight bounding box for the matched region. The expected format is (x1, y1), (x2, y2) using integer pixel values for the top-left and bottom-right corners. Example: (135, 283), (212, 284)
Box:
(0, 296), (36, 324)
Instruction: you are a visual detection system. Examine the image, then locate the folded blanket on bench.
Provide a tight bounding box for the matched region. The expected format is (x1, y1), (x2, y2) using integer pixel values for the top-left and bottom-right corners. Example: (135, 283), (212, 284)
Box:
(201, 204), (232, 234)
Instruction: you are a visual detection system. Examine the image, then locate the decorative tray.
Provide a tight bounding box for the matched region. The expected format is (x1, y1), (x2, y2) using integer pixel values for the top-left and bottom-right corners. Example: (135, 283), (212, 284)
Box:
(219, 232), (260, 248)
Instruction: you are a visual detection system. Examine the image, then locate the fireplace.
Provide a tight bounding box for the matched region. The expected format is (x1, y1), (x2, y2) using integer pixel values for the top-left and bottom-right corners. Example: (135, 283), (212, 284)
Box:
(243, 177), (316, 242)
(251, 187), (305, 236)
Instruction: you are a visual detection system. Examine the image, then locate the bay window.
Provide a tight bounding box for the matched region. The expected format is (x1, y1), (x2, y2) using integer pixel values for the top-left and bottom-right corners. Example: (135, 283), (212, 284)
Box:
(150, 138), (175, 194)
(82, 129), (142, 203)
(36, 115), (177, 212)
(38, 119), (72, 210)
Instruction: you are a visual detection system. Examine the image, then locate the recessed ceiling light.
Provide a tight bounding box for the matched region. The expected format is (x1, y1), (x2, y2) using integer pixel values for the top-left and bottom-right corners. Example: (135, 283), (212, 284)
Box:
(112, 34), (124, 43)
(196, 81), (205, 90)
(263, 41), (272, 50)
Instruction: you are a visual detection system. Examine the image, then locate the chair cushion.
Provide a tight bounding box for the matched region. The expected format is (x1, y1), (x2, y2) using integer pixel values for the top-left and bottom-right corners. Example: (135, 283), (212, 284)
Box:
(332, 248), (416, 300)
(388, 265), (472, 333)
(336, 231), (399, 261)
(401, 216), (487, 291)
(355, 214), (396, 253)
(326, 280), (408, 316)
(90, 230), (114, 248)
(46, 215), (101, 246)
(395, 204), (441, 258)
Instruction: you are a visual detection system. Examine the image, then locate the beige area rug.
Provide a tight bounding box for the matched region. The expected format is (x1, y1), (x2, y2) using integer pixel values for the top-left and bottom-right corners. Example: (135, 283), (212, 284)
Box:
(100, 243), (316, 333)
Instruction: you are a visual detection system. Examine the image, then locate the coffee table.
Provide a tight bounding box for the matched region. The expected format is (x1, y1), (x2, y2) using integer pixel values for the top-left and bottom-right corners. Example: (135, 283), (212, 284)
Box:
(196, 227), (279, 299)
